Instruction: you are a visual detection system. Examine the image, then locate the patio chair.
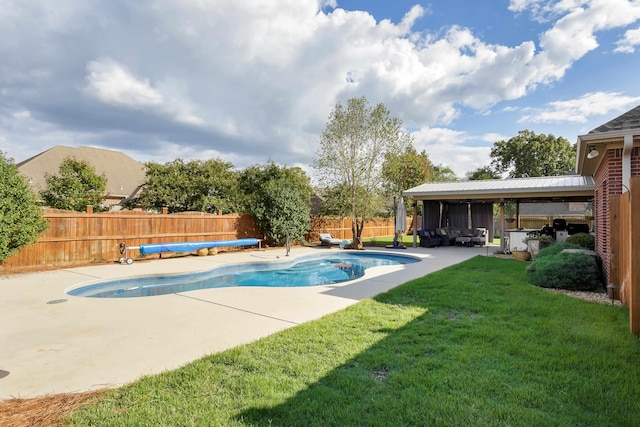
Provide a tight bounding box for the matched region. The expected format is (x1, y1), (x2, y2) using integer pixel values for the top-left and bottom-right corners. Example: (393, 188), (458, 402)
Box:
(455, 228), (476, 247)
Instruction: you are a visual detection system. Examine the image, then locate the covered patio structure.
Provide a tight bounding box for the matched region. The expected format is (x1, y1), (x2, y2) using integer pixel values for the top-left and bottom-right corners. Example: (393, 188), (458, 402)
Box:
(403, 175), (595, 250)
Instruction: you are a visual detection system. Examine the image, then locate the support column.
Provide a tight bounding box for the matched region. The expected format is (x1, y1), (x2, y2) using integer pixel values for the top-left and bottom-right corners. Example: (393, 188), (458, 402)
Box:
(412, 200), (418, 248)
(499, 201), (505, 252)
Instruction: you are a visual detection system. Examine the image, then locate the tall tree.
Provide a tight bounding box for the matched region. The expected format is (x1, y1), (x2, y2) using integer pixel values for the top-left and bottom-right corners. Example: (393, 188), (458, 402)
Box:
(238, 162), (311, 245)
(490, 130), (576, 178)
(430, 164), (459, 182)
(41, 157), (107, 211)
(133, 158), (239, 213)
(382, 145), (432, 207)
(0, 152), (48, 262)
(314, 96), (411, 247)
(466, 166), (500, 180)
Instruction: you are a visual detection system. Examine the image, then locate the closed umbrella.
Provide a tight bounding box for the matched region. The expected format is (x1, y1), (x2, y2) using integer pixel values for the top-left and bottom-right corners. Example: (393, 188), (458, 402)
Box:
(392, 197), (407, 248)
(395, 197), (406, 234)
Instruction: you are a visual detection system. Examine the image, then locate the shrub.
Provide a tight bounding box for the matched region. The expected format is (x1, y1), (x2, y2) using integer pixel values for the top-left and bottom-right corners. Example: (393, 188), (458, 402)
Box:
(238, 162), (312, 246)
(526, 251), (598, 291)
(566, 232), (595, 250)
(535, 242), (583, 260)
(0, 152), (48, 262)
(41, 157), (107, 211)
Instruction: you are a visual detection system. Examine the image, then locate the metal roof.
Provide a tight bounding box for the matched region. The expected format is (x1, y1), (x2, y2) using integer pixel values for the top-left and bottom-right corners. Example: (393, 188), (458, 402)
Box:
(403, 175), (595, 202)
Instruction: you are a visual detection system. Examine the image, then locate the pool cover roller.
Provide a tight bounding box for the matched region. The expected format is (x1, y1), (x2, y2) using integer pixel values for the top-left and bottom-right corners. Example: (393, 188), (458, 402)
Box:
(117, 238), (262, 264)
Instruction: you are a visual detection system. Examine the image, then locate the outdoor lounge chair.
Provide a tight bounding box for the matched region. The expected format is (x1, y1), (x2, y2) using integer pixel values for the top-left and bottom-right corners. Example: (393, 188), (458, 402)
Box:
(319, 233), (343, 246)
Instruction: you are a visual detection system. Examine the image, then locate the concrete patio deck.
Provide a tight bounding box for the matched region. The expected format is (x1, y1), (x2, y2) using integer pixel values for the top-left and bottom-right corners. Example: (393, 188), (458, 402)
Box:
(0, 244), (492, 400)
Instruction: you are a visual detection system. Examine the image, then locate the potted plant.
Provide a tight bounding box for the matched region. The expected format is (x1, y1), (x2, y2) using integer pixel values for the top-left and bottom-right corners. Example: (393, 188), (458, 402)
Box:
(511, 249), (531, 261)
(503, 200), (516, 224)
(584, 208), (594, 220)
(524, 234), (553, 257)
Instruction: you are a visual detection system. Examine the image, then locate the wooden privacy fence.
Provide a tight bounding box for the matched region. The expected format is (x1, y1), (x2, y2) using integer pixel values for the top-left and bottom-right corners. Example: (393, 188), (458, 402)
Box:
(306, 216), (402, 242)
(1, 209), (405, 271)
(1, 209), (258, 271)
(609, 177), (640, 334)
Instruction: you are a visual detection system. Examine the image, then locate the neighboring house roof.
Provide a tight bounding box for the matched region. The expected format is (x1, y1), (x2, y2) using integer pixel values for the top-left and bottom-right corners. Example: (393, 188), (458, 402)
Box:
(576, 105), (640, 175)
(17, 146), (146, 200)
(403, 175), (594, 203)
(310, 194), (325, 215)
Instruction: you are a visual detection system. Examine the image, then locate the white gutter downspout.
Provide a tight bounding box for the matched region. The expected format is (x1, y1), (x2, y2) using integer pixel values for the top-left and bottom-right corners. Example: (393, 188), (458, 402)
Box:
(623, 134), (633, 193)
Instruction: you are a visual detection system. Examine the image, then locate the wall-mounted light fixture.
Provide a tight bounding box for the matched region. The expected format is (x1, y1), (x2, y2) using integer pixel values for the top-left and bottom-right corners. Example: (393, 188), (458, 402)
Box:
(587, 145), (600, 159)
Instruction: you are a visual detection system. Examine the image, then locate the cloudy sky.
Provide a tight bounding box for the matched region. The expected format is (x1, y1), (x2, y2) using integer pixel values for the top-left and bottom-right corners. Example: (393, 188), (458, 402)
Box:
(2, 0), (640, 179)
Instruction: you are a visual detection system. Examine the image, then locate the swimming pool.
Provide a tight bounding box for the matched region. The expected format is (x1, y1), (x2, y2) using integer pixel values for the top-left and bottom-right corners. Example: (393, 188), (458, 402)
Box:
(68, 252), (420, 298)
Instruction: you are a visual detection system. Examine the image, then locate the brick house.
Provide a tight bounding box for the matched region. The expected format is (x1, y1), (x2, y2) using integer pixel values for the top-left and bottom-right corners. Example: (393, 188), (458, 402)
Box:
(576, 105), (640, 333)
(17, 145), (146, 208)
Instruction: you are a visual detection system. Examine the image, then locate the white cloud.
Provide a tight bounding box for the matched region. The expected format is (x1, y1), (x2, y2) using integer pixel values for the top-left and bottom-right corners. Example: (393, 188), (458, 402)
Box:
(615, 27), (640, 53)
(519, 92), (640, 123)
(482, 132), (510, 143)
(532, 0), (640, 84)
(410, 127), (492, 177)
(12, 110), (30, 119)
(508, 0), (583, 23)
(1, 0), (639, 177)
(320, 0), (337, 9)
(83, 58), (204, 126)
(84, 58), (164, 108)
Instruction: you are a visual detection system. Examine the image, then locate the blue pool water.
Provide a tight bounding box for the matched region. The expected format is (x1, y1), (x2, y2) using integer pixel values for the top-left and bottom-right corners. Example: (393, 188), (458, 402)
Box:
(68, 252), (420, 298)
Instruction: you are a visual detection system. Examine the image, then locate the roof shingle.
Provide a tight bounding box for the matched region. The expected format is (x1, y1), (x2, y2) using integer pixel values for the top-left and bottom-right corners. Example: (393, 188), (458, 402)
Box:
(17, 146), (146, 198)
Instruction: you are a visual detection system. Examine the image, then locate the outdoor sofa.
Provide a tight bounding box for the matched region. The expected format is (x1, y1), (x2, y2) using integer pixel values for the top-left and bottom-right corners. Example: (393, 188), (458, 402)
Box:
(416, 227), (488, 248)
(454, 228), (487, 247)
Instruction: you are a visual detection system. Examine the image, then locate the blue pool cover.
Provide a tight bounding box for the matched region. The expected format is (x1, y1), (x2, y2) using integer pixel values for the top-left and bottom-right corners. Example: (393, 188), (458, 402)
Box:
(139, 238), (260, 255)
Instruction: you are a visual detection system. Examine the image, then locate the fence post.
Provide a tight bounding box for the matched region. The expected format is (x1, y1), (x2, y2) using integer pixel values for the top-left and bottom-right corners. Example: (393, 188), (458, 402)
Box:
(86, 205), (93, 214)
(630, 178), (640, 335)
(609, 196), (620, 301)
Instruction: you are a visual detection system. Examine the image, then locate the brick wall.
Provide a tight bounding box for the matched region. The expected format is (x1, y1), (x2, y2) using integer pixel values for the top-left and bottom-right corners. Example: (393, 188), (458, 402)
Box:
(633, 147), (640, 177)
(595, 152), (611, 281)
(596, 147), (640, 284)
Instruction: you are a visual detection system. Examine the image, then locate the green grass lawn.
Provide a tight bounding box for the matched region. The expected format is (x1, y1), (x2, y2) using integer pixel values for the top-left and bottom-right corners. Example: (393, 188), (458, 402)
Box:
(63, 256), (639, 426)
(363, 235), (413, 246)
(362, 235), (397, 246)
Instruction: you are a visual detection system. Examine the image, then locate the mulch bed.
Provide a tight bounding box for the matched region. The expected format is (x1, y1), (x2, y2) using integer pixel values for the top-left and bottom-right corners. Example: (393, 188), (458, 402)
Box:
(492, 254), (622, 306)
(0, 389), (106, 427)
(543, 288), (622, 305)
